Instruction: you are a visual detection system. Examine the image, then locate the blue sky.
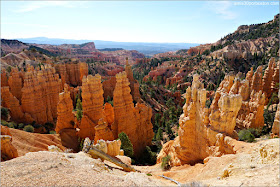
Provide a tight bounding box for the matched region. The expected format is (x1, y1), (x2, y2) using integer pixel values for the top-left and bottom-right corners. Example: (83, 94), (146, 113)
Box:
(1, 1), (279, 43)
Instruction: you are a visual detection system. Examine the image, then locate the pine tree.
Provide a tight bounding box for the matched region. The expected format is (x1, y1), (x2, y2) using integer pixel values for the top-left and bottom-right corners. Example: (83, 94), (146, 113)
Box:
(76, 98), (82, 110)
(156, 128), (163, 140)
(118, 132), (134, 158)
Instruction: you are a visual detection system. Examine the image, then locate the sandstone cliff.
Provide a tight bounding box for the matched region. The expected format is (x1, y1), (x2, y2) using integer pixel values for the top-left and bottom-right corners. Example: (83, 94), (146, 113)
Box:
(55, 62), (88, 87)
(157, 74), (242, 166)
(113, 72), (154, 155)
(55, 84), (75, 133)
(1, 69), (8, 87)
(125, 58), (141, 102)
(21, 65), (61, 124)
(77, 74), (104, 139)
(8, 68), (24, 102)
(1, 65), (61, 125)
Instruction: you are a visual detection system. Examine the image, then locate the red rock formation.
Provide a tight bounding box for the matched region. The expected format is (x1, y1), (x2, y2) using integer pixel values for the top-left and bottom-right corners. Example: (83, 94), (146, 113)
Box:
(263, 58), (276, 101)
(125, 58), (140, 102)
(77, 74), (104, 139)
(157, 74), (242, 166)
(104, 103), (114, 126)
(134, 103), (154, 152)
(94, 118), (114, 143)
(235, 67), (266, 129)
(187, 44), (212, 56)
(271, 61), (279, 94)
(145, 64), (176, 83)
(55, 84), (75, 133)
(54, 63), (68, 90)
(55, 62), (88, 87)
(1, 68), (8, 87)
(212, 37), (276, 61)
(112, 72), (153, 155)
(112, 72), (136, 138)
(7, 68), (24, 102)
(7, 127), (65, 156)
(102, 76), (116, 101)
(1, 125), (18, 161)
(21, 65), (61, 124)
(1, 86), (33, 123)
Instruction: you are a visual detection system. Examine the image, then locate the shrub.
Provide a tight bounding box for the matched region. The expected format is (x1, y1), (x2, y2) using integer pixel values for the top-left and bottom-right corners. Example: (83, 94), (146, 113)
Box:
(8, 122), (17, 129)
(18, 123), (25, 129)
(1, 120), (9, 126)
(44, 122), (54, 130)
(23, 125), (34, 133)
(1, 107), (9, 119)
(156, 128), (163, 140)
(238, 129), (255, 142)
(76, 110), (83, 121)
(140, 146), (157, 165)
(118, 132), (134, 158)
(161, 155), (171, 170)
(76, 98), (82, 110)
(49, 131), (56, 134)
(248, 128), (261, 138)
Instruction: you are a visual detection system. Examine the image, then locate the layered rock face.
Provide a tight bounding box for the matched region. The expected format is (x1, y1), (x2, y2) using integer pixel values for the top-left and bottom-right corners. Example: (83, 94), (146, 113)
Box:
(21, 65), (61, 124)
(1, 69), (9, 87)
(54, 84), (80, 151)
(102, 76), (116, 101)
(125, 58), (141, 102)
(212, 37), (277, 61)
(55, 62), (88, 87)
(158, 74), (242, 166)
(1, 87), (31, 123)
(55, 72), (153, 155)
(55, 84), (75, 133)
(77, 74), (104, 139)
(94, 119), (114, 143)
(1, 65), (61, 124)
(112, 72), (154, 155)
(8, 68), (24, 102)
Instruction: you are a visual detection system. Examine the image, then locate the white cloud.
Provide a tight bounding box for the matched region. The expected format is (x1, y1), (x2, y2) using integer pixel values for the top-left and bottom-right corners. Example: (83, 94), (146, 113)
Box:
(208, 1), (237, 20)
(15, 1), (87, 13)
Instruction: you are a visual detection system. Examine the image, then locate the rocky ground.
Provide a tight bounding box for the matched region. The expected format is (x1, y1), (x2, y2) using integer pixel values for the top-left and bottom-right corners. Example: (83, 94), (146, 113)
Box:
(1, 151), (169, 186)
(137, 138), (280, 186)
(1, 138), (279, 186)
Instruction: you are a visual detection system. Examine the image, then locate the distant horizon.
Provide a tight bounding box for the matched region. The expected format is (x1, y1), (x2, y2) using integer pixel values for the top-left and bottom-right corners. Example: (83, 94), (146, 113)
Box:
(12, 36), (201, 45)
(2, 1), (278, 43)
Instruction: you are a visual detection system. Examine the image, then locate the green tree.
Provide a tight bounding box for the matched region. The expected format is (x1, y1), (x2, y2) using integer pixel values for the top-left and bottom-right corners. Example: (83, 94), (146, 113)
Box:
(118, 132), (134, 158)
(161, 155), (171, 170)
(23, 125), (34, 133)
(76, 98), (82, 110)
(165, 121), (172, 135)
(140, 146), (157, 165)
(76, 110), (83, 121)
(166, 98), (174, 108)
(1, 107), (9, 120)
(238, 129), (255, 142)
(156, 128), (163, 140)
(155, 113), (161, 124)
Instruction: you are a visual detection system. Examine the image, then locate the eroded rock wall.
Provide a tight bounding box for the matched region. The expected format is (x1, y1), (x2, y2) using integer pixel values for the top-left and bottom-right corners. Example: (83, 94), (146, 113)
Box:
(157, 74), (242, 166)
(77, 74), (104, 139)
